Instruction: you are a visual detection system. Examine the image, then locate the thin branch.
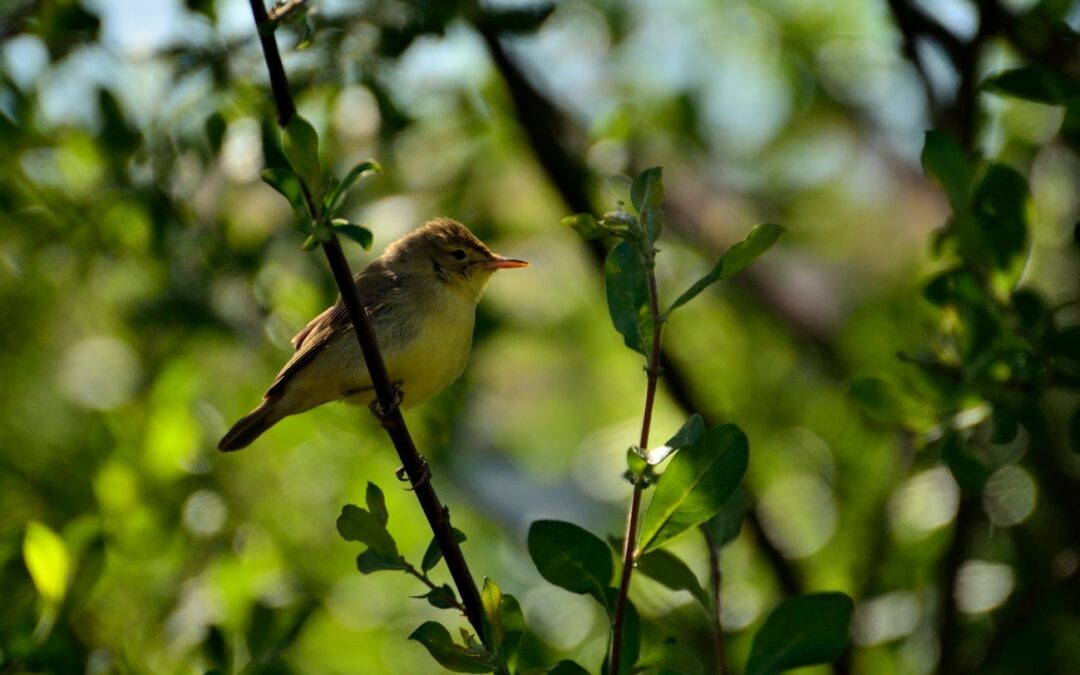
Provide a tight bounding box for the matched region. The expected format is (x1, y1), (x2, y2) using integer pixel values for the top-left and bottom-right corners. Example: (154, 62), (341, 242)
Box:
(610, 267), (665, 675)
(246, 0), (484, 638)
(476, 25), (808, 604)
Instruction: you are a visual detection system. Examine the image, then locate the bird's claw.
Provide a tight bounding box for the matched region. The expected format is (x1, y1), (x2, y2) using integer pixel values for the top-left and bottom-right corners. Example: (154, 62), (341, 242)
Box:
(396, 457), (432, 491)
(368, 381), (404, 423)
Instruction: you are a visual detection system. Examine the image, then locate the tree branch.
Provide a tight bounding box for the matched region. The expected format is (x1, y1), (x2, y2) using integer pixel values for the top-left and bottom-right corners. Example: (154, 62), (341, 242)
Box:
(246, 0), (484, 638)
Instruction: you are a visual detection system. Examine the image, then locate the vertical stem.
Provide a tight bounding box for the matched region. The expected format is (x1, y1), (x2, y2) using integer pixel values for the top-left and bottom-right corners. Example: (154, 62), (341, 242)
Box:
(610, 268), (663, 674)
(245, 0), (484, 638)
(702, 527), (727, 675)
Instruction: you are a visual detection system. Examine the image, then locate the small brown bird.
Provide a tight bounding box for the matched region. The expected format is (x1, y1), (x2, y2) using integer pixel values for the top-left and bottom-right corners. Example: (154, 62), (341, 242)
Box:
(218, 218), (528, 451)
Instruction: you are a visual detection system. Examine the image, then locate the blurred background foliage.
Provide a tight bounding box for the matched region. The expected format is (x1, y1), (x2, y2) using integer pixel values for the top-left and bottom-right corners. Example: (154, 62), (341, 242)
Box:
(1, 0), (1078, 673)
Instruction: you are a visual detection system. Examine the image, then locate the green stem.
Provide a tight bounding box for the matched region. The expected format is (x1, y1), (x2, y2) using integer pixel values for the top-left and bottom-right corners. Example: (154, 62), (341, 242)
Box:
(610, 267), (663, 674)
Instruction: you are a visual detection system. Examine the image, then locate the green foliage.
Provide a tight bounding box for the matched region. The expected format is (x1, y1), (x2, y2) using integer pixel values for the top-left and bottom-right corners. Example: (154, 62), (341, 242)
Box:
(632, 644), (706, 675)
(421, 528), (468, 572)
(408, 622), (498, 673)
(337, 503), (398, 557)
(745, 593), (854, 675)
(480, 579), (526, 667)
(527, 520), (613, 608)
(637, 425), (749, 554)
(605, 240), (653, 357)
(634, 548), (709, 607)
(667, 223), (785, 314)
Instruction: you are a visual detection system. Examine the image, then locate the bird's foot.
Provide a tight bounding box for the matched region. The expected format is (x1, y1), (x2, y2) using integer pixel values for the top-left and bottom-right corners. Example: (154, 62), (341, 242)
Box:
(368, 381), (404, 423)
(395, 457), (432, 491)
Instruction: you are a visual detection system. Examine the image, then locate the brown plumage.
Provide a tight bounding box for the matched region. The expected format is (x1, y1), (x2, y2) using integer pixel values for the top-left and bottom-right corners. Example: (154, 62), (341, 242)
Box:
(218, 218), (527, 451)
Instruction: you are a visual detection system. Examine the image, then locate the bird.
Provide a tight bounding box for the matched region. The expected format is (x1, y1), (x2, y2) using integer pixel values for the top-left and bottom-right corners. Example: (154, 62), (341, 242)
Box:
(218, 218), (528, 451)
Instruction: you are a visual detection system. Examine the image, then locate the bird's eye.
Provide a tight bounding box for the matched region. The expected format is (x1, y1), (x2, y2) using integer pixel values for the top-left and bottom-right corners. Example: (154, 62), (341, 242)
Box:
(451, 249), (467, 261)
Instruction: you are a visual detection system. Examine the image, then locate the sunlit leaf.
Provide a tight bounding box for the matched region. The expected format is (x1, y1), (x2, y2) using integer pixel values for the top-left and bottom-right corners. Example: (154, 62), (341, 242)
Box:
(408, 622), (496, 673)
(563, 213), (607, 240)
(635, 548), (708, 607)
(328, 159), (381, 211)
(668, 224), (784, 313)
(336, 504), (398, 557)
(23, 522), (70, 603)
(528, 520), (613, 606)
(745, 593), (854, 675)
(480, 578), (526, 664)
(283, 114), (322, 199)
(638, 425), (749, 553)
(605, 240), (652, 356)
(331, 219), (373, 250)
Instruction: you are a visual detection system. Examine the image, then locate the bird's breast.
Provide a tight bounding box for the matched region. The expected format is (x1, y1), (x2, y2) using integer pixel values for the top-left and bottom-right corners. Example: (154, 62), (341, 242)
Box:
(383, 292), (476, 407)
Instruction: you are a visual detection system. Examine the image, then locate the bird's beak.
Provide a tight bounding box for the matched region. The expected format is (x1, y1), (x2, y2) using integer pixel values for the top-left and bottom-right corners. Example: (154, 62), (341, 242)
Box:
(480, 255), (529, 270)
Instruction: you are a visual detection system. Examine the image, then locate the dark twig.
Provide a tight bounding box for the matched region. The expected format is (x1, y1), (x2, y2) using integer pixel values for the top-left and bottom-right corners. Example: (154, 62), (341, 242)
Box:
(246, 0), (484, 638)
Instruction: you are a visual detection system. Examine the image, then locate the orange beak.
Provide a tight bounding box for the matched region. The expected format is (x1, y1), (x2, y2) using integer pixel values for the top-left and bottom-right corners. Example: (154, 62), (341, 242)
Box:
(480, 256), (529, 270)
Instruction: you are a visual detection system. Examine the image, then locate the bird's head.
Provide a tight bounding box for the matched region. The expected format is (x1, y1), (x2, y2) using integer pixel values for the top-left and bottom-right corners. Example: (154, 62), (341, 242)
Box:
(388, 218), (528, 301)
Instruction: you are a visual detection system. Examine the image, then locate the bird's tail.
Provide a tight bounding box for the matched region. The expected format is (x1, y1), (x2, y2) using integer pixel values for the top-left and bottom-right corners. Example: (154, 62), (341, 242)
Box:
(218, 399), (283, 451)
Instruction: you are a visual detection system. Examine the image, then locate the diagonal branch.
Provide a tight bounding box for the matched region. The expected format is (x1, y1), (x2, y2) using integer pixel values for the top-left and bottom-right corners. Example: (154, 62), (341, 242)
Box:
(246, 0), (484, 638)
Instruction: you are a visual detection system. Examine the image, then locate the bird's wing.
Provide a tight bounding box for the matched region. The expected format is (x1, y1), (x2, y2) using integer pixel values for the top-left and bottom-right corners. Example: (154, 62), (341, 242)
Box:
(266, 262), (403, 398)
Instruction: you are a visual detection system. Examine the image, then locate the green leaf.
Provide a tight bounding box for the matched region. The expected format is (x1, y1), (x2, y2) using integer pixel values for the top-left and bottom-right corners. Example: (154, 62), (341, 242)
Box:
(983, 65), (1080, 105)
(921, 130), (972, 212)
(421, 528), (468, 572)
(328, 159), (381, 211)
(703, 488), (749, 550)
(283, 115), (322, 199)
(563, 213), (607, 240)
(666, 414), (706, 450)
(408, 622), (496, 673)
(336, 504), (398, 557)
(356, 549), (405, 574)
(631, 166), (664, 243)
(480, 578), (526, 663)
(332, 219), (374, 250)
(260, 168), (305, 212)
(638, 425), (749, 554)
(547, 662), (591, 675)
(635, 548), (708, 607)
(632, 643), (706, 675)
(23, 521), (70, 603)
(605, 240), (652, 356)
(417, 584), (459, 610)
(668, 224), (784, 313)
(973, 163), (1028, 269)
(366, 482), (388, 526)
(528, 520), (613, 606)
(745, 592), (854, 675)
